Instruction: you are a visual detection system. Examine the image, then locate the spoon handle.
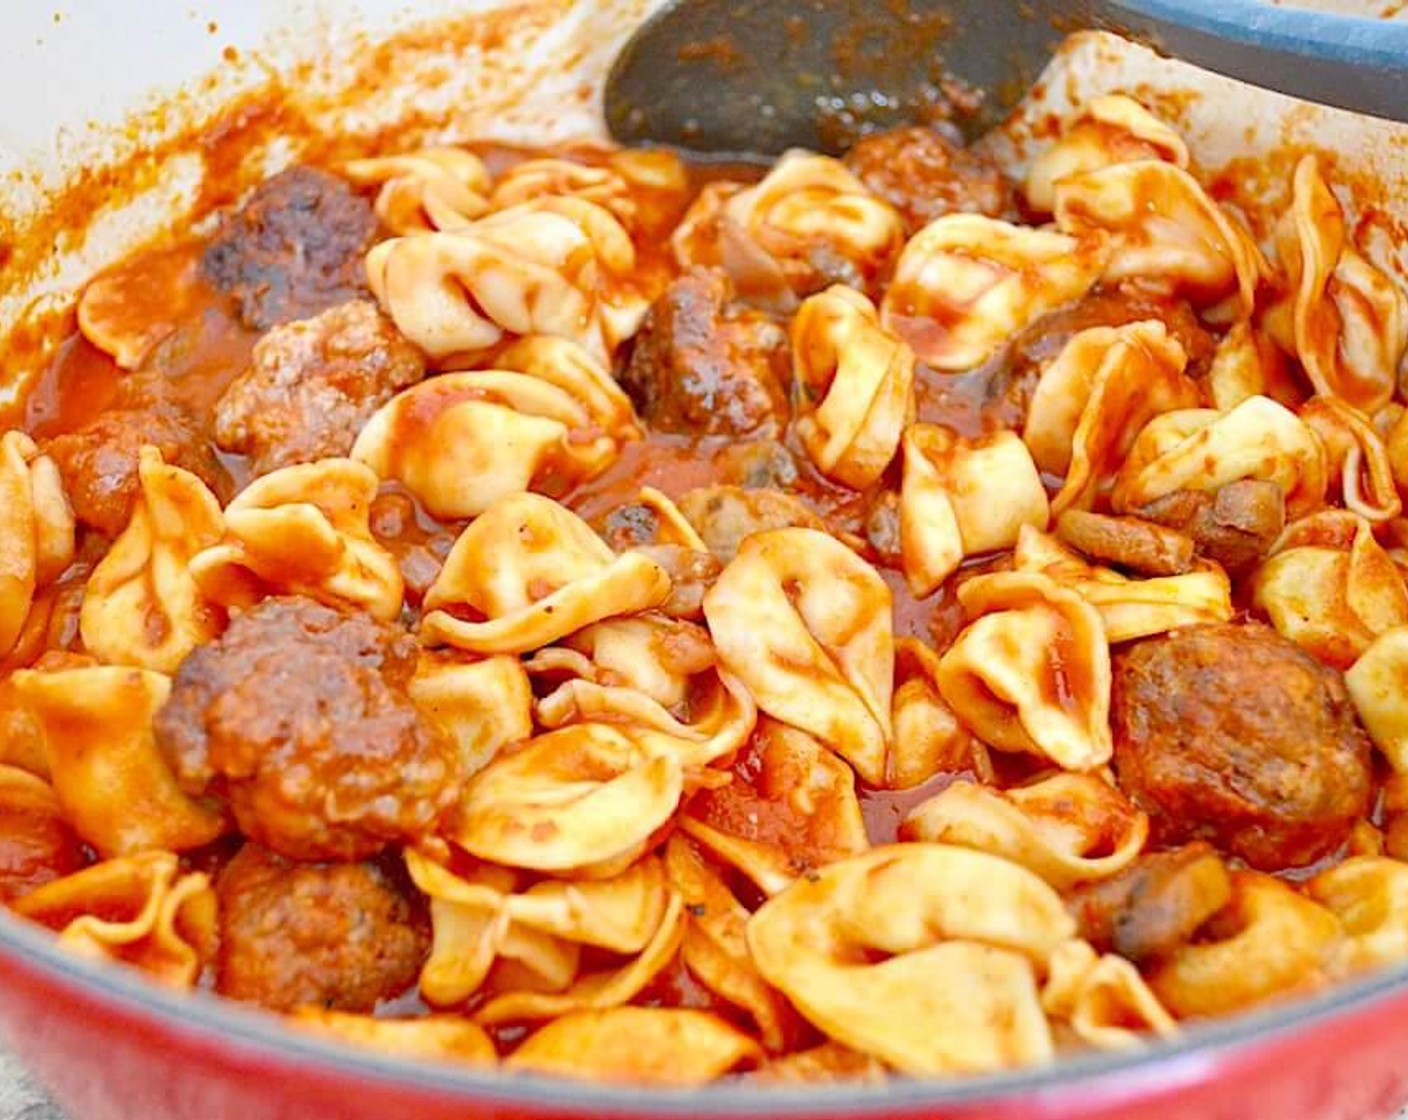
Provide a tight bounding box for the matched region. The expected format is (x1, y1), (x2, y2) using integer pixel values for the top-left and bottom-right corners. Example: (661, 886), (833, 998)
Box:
(1101, 0), (1408, 123)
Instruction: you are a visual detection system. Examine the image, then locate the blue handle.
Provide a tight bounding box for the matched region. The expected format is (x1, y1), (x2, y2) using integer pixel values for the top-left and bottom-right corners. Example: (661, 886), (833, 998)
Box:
(1098, 0), (1408, 122)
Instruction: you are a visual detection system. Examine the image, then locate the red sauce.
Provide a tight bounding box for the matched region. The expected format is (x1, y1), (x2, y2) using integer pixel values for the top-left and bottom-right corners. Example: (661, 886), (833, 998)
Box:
(639, 954), (735, 1016)
(19, 242), (256, 438)
(1, 88), (1387, 1063)
(860, 770), (968, 846)
(22, 335), (124, 438)
(0, 143), (1096, 885)
(566, 435), (731, 523)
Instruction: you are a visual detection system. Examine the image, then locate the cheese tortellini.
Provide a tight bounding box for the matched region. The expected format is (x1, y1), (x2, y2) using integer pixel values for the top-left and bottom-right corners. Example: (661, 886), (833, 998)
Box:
(11, 666), (227, 857)
(1014, 526), (1233, 643)
(190, 459), (403, 621)
(406, 848), (677, 1010)
(937, 572), (1113, 772)
(665, 834), (801, 1051)
(1307, 856), (1408, 975)
(1054, 159), (1266, 318)
(790, 286), (916, 489)
(1112, 396), (1330, 520)
(1148, 872), (1342, 1017)
(342, 147), (491, 234)
(0, 431), (74, 662)
(675, 152), (903, 305)
(507, 1007), (761, 1085)
(903, 773), (1148, 890)
(704, 528), (893, 785)
(900, 424), (1049, 596)
(291, 1011), (496, 1066)
(532, 616), (758, 769)
(15, 84), (1408, 1087)
(368, 196), (647, 364)
(78, 447), (224, 673)
(1024, 320), (1197, 515)
(421, 493), (672, 656)
(12, 851), (217, 988)
(882, 215), (1108, 370)
(1301, 396), (1402, 522)
(451, 723), (684, 877)
(1346, 626), (1408, 774)
(1025, 94), (1189, 214)
(352, 336), (639, 519)
(409, 651), (533, 778)
(1206, 321), (1293, 411)
(1041, 939), (1179, 1051)
(1265, 156), (1408, 414)
(747, 844), (1077, 1075)
(489, 151), (690, 234)
(1253, 510), (1408, 668)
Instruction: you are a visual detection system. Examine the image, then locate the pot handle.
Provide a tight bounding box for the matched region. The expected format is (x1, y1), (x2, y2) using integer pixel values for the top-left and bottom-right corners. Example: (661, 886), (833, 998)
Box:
(1101, 0), (1408, 123)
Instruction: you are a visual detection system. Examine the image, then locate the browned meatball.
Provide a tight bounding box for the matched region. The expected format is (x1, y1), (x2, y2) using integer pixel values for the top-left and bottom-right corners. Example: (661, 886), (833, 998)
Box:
(43, 405), (229, 538)
(1112, 623), (1373, 870)
(154, 598), (460, 862)
(203, 167), (377, 331)
(214, 301), (425, 477)
(215, 844), (428, 1012)
(1067, 843), (1232, 964)
(843, 126), (1014, 232)
(1131, 480), (1286, 577)
(991, 291), (1217, 424)
(620, 267), (790, 438)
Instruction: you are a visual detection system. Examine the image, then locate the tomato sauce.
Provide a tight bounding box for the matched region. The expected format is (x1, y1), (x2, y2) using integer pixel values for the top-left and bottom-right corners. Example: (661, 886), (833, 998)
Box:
(3, 142), (1045, 859)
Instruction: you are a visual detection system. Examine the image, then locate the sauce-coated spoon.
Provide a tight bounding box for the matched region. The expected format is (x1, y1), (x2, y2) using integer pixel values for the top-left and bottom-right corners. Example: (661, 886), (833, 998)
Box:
(605, 0), (1408, 158)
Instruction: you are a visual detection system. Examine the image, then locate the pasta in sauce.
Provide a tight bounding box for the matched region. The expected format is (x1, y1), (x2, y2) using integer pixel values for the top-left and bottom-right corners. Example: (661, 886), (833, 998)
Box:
(3, 91), (1408, 1087)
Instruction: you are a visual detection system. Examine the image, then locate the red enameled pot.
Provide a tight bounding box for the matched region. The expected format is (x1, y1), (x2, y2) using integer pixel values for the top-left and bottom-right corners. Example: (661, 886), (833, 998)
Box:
(5, 908), (1408, 1120)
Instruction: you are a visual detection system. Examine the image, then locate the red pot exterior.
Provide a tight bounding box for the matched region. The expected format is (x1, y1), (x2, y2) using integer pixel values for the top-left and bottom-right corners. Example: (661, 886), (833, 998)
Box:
(3, 937), (1408, 1120)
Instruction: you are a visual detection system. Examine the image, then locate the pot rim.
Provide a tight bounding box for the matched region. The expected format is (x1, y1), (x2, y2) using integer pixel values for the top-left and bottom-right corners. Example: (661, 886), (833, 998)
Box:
(2, 901), (1404, 1115)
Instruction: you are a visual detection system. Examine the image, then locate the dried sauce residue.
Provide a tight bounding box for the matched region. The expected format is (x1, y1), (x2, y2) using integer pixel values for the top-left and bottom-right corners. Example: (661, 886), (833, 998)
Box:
(0, 0), (633, 398)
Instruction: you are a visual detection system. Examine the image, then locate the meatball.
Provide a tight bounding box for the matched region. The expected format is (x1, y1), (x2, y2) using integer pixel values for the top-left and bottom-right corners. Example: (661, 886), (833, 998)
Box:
(215, 844), (428, 1012)
(620, 267), (790, 438)
(154, 598), (460, 862)
(1131, 480), (1286, 578)
(43, 405), (229, 538)
(203, 167), (377, 331)
(215, 301), (425, 476)
(986, 291), (1217, 428)
(843, 125), (1014, 232)
(1112, 623), (1373, 870)
(677, 486), (825, 563)
(1067, 843), (1232, 964)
